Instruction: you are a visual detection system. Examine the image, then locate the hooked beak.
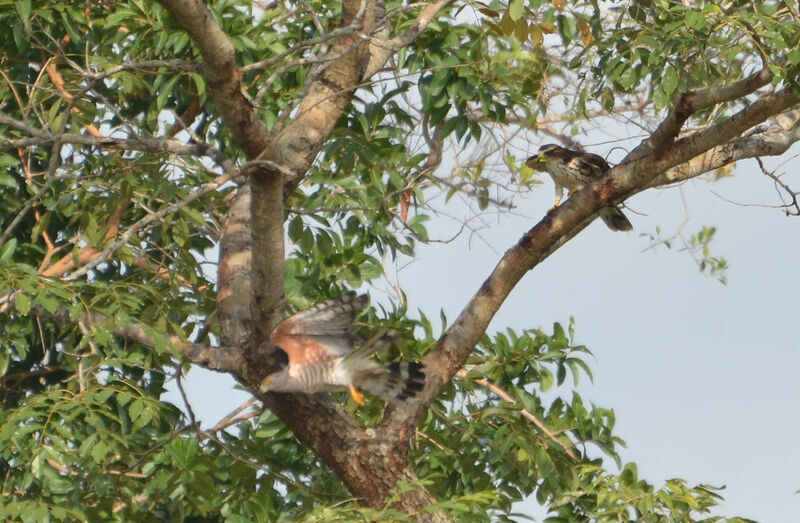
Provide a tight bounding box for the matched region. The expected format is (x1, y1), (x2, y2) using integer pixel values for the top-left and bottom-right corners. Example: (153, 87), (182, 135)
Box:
(526, 154), (547, 171)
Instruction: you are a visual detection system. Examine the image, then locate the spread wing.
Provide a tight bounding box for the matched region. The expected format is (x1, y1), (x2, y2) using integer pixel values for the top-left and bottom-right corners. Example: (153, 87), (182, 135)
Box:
(269, 292), (368, 365)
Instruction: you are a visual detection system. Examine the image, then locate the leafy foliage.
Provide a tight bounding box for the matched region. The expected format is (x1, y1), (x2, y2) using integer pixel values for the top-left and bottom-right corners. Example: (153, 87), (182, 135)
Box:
(1, 0), (794, 520)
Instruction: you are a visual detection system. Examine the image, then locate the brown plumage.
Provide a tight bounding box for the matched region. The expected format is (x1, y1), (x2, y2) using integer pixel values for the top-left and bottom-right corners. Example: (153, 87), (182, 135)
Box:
(261, 292), (426, 406)
(526, 144), (633, 232)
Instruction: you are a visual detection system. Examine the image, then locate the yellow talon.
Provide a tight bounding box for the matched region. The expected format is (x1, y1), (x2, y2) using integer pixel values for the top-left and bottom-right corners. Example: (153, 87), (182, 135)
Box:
(349, 385), (365, 406)
(550, 195), (562, 211)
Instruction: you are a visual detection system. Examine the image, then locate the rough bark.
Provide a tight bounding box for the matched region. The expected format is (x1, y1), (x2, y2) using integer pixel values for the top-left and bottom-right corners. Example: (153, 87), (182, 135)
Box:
(218, 184), (253, 348)
(264, 394), (443, 519)
(384, 82), (800, 435)
(150, 0), (800, 518)
(154, 0), (453, 513)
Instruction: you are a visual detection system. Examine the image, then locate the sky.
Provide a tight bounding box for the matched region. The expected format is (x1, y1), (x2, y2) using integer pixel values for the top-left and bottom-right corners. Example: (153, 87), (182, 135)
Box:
(166, 144), (800, 521)
(397, 151), (800, 521)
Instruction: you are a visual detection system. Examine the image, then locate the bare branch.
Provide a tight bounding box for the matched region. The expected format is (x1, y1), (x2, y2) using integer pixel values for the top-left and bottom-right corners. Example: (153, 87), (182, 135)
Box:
(86, 59), (199, 80)
(208, 398), (258, 433)
(648, 109), (800, 188)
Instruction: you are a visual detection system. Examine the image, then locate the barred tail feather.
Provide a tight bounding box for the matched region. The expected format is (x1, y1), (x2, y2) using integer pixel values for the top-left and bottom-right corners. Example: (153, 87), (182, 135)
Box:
(599, 205), (633, 232)
(357, 361), (427, 405)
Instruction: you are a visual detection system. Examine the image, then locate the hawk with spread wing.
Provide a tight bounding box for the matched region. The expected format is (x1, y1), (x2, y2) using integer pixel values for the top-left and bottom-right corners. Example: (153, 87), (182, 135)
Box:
(526, 144), (633, 232)
(260, 292), (426, 406)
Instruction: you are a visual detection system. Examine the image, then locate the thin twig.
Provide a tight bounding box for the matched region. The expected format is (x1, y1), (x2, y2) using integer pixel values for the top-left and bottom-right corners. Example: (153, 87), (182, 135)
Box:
(209, 398), (258, 433)
(456, 369), (579, 461)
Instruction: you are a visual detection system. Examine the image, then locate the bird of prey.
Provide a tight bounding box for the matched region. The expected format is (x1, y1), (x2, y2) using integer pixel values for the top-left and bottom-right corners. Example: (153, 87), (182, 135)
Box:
(259, 292), (426, 406)
(526, 144), (633, 232)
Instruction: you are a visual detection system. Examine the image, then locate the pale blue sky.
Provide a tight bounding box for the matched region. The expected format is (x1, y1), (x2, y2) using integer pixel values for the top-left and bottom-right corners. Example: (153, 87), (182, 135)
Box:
(168, 145), (800, 521)
(398, 151), (800, 521)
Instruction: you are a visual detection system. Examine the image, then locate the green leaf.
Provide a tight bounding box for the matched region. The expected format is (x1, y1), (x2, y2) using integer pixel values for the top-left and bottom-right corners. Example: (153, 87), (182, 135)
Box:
(156, 75), (181, 111)
(617, 66), (638, 90)
(0, 238), (17, 262)
(508, 0), (523, 22)
(0, 154), (21, 169)
(685, 10), (706, 30)
(90, 440), (108, 463)
(15, 292), (30, 314)
(15, 0), (31, 30)
(662, 67), (679, 94)
(653, 85), (669, 109)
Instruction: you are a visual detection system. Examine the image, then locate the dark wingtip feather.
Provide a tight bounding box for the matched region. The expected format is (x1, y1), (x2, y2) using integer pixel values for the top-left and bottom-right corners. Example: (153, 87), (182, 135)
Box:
(599, 206), (633, 232)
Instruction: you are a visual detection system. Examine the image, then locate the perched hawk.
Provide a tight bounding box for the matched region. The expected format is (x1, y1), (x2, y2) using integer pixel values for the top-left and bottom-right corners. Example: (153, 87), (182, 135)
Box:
(260, 292), (426, 406)
(526, 144), (633, 232)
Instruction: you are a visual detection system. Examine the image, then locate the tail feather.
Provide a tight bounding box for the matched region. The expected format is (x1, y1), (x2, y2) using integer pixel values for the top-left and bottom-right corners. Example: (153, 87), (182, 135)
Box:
(356, 361), (427, 405)
(599, 205), (633, 232)
(348, 329), (399, 360)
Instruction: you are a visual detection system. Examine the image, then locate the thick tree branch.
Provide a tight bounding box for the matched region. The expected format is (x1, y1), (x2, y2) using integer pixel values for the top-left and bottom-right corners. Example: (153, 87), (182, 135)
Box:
(247, 0), (385, 341)
(153, 0), (285, 367)
(261, 393), (446, 521)
(155, 0), (498, 516)
(242, 0), (455, 513)
(648, 109), (800, 188)
(155, 0), (269, 159)
(628, 67), (774, 161)
(268, 0), (376, 182)
(385, 84), (800, 437)
(218, 184), (253, 348)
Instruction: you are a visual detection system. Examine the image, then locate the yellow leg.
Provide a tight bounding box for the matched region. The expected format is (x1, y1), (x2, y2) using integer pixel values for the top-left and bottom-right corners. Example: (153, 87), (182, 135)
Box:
(568, 188), (577, 197)
(349, 385), (365, 406)
(550, 195), (562, 211)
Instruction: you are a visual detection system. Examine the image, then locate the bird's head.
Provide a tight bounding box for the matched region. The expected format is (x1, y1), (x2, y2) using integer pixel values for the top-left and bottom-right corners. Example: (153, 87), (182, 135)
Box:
(259, 347), (290, 393)
(259, 370), (289, 393)
(525, 144), (565, 172)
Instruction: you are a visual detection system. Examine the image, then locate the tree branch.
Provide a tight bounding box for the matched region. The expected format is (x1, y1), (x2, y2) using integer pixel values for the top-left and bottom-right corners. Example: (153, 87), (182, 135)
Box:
(218, 184), (253, 348)
(63, 167), (246, 281)
(386, 84), (800, 437)
(5, 305), (247, 373)
(456, 369), (579, 461)
(0, 113), (233, 169)
(647, 109), (800, 188)
(628, 67), (774, 160)
(362, 0), (456, 79)
(85, 311), (245, 373)
(154, 0), (269, 159)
